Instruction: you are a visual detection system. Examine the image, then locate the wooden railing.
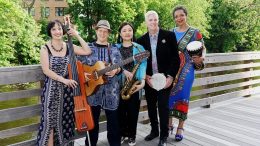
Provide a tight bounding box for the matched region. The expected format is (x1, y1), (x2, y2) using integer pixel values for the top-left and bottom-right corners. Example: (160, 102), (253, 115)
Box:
(1, 52), (260, 146)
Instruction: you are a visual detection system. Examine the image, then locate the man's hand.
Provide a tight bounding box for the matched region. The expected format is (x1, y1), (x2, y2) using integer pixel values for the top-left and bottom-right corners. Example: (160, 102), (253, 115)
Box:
(145, 75), (153, 88)
(164, 76), (173, 89)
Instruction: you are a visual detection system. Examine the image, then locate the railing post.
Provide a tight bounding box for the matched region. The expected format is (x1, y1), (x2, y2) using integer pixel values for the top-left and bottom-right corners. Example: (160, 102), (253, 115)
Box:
(201, 63), (211, 108)
(244, 59), (253, 97)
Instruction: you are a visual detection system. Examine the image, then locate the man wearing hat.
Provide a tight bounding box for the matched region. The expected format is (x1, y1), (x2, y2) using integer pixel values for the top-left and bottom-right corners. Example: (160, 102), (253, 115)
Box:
(77, 20), (122, 146)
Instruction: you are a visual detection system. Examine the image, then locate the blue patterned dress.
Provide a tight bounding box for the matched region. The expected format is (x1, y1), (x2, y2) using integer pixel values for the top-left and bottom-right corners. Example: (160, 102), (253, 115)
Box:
(169, 28), (203, 121)
(37, 46), (75, 146)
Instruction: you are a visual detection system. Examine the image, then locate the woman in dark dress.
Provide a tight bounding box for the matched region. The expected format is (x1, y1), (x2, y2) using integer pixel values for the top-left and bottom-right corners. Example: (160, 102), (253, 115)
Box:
(36, 20), (91, 146)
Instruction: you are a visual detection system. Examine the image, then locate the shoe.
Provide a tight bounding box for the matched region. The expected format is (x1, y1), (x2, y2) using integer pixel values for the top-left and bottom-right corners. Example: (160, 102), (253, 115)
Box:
(128, 138), (136, 146)
(168, 125), (174, 135)
(158, 138), (167, 146)
(144, 132), (159, 141)
(121, 136), (128, 144)
(175, 128), (184, 142)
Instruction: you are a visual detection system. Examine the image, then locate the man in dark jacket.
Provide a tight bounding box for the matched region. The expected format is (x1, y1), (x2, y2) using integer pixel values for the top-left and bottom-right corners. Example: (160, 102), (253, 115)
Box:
(137, 10), (180, 146)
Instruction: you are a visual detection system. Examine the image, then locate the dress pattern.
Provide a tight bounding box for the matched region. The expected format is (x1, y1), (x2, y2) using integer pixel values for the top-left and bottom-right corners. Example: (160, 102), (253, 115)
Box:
(36, 47), (75, 146)
(169, 28), (202, 121)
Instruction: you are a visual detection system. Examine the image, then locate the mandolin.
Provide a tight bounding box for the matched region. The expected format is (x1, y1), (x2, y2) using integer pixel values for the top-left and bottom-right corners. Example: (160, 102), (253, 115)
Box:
(84, 50), (150, 96)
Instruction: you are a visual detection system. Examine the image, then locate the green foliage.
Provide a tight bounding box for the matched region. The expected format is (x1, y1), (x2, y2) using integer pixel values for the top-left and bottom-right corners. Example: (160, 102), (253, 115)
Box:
(67, 0), (211, 42)
(38, 18), (49, 41)
(0, 0), (44, 66)
(206, 0), (259, 53)
(68, 0), (147, 42)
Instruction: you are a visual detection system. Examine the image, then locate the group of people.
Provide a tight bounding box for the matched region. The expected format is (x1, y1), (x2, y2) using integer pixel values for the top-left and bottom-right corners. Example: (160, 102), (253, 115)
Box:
(36, 5), (206, 146)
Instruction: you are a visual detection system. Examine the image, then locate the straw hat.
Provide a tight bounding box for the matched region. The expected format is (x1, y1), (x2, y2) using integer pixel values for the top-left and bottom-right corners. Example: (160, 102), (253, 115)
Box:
(95, 20), (111, 31)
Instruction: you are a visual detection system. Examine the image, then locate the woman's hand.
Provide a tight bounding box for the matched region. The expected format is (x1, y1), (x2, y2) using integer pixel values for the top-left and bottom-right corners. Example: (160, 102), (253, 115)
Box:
(131, 79), (145, 94)
(192, 55), (204, 64)
(123, 70), (134, 81)
(105, 69), (118, 77)
(61, 78), (78, 89)
(84, 72), (91, 82)
(67, 27), (79, 38)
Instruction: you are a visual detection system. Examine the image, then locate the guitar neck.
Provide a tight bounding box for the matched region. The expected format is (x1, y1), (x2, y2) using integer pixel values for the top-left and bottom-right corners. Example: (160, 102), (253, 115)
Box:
(97, 57), (134, 76)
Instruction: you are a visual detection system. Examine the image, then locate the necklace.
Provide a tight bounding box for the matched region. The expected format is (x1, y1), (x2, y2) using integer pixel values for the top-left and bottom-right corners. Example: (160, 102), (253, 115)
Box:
(51, 41), (63, 52)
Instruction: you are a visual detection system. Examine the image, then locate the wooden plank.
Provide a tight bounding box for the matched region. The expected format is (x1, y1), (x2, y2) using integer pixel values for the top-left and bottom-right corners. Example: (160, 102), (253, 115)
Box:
(0, 89), (41, 101)
(196, 62), (260, 74)
(194, 70), (260, 86)
(197, 109), (260, 129)
(191, 79), (260, 96)
(186, 120), (258, 146)
(0, 65), (44, 85)
(0, 123), (39, 139)
(138, 110), (149, 122)
(222, 104), (260, 117)
(8, 139), (36, 146)
(0, 104), (41, 123)
(180, 126), (232, 146)
(190, 115), (260, 137)
(204, 52), (260, 63)
(213, 109), (260, 123)
(190, 86), (260, 108)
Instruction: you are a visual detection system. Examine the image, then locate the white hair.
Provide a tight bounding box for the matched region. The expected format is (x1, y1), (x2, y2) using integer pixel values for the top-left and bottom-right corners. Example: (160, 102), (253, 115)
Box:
(145, 10), (159, 22)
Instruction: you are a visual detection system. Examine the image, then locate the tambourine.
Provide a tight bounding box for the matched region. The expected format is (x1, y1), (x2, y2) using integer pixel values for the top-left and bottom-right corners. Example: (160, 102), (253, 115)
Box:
(150, 73), (166, 91)
(186, 41), (203, 57)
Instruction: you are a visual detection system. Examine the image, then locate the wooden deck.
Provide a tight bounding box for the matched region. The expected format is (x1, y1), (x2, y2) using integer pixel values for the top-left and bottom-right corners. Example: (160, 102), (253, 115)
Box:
(75, 95), (260, 146)
(2, 52), (260, 146)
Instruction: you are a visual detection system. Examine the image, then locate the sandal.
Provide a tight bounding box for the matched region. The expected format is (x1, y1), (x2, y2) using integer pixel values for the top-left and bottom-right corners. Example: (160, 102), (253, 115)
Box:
(175, 127), (184, 141)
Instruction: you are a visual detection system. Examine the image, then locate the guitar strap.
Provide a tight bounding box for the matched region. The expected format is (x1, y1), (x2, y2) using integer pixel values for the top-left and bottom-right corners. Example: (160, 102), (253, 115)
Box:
(107, 44), (112, 64)
(177, 27), (196, 51)
(135, 44), (143, 64)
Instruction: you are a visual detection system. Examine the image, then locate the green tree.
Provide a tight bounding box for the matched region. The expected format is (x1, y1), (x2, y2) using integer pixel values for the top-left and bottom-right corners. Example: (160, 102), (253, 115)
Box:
(67, 0), (146, 42)
(0, 0), (44, 66)
(206, 0), (259, 53)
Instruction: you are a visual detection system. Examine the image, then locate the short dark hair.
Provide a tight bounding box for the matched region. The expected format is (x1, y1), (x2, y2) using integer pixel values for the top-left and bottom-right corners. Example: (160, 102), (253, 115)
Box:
(46, 20), (66, 37)
(172, 6), (188, 17)
(117, 22), (136, 43)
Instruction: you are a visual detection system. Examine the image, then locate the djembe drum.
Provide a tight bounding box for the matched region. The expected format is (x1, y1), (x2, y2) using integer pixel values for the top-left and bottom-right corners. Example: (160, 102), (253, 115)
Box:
(186, 41), (205, 70)
(186, 41), (203, 57)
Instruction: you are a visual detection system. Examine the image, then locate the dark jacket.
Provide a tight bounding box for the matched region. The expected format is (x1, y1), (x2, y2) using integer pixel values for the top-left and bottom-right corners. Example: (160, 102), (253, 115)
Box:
(137, 29), (180, 78)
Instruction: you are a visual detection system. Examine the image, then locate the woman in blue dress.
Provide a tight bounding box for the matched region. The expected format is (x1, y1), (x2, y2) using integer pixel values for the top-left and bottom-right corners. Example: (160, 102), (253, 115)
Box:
(37, 20), (91, 146)
(168, 6), (206, 141)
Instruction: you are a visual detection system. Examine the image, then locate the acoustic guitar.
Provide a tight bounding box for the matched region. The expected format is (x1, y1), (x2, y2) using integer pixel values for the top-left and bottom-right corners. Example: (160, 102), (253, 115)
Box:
(83, 50), (150, 96)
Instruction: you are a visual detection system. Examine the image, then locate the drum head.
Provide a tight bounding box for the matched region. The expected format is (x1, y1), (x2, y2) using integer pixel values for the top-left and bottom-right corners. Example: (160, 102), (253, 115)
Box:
(151, 73), (166, 91)
(187, 40), (201, 49)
